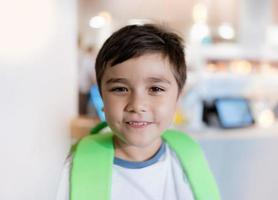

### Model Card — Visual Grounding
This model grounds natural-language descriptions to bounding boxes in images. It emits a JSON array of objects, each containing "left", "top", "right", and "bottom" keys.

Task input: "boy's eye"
[
  {"left": 149, "top": 86, "right": 165, "bottom": 93},
  {"left": 110, "top": 87, "right": 128, "bottom": 93}
]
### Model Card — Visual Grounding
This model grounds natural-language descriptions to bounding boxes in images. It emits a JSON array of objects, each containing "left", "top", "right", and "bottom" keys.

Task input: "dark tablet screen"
[{"left": 215, "top": 98, "right": 254, "bottom": 128}]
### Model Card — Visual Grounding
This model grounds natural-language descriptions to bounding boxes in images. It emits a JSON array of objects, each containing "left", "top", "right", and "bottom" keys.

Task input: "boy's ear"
[
  {"left": 177, "top": 95, "right": 182, "bottom": 103},
  {"left": 176, "top": 90, "right": 183, "bottom": 102},
  {"left": 176, "top": 87, "right": 185, "bottom": 105},
  {"left": 176, "top": 95, "right": 182, "bottom": 110}
]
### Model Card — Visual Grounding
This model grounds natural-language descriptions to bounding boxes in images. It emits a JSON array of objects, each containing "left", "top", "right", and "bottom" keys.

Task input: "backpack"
[{"left": 70, "top": 122, "right": 221, "bottom": 200}]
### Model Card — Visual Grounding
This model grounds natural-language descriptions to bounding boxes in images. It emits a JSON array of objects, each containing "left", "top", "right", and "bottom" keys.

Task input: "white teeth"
[{"left": 127, "top": 122, "right": 148, "bottom": 126}]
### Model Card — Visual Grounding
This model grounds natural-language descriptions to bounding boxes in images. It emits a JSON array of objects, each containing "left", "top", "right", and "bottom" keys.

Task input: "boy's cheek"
[
  {"left": 157, "top": 104, "right": 177, "bottom": 123},
  {"left": 159, "top": 99, "right": 178, "bottom": 113},
  {"left": 103, "top": 103, "right": 123, "bottom": 122}
]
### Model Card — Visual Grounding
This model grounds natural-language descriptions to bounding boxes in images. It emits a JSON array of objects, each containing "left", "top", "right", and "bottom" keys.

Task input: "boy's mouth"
[{"left": 125, "top": 121, "right": 153, "bottom": 128}]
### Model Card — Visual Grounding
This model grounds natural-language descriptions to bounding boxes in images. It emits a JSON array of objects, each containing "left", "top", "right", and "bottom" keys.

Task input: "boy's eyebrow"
[
  {"left": 105, "top": 77, "right": 172, "bottom": 85},
  {"left": 105, "top": 78, "right": 129, "bottom": 84},
  {"left": 146, "top": 77, "right": 171, "bottom": 85}
]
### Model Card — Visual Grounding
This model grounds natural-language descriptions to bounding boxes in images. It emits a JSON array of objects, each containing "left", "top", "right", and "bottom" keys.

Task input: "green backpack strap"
[
  {"left": 70, "top": 133, "right": 114, "bottom": 200},
  {"left": 162, "top": 129, "right": 221, "bottom": 200},
  {"left": 90, "top": 121, "right": 108, "bottom": 135}
]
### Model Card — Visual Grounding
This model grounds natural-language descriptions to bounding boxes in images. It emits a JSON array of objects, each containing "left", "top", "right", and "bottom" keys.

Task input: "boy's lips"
[{"left": 125, "top": 121, "right": 153, "bottom": 128}]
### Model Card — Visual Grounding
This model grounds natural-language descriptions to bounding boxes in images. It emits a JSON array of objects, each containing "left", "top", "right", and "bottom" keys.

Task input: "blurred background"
[{"left": 0, "top": 0, "right": 278, "bottom": 199}]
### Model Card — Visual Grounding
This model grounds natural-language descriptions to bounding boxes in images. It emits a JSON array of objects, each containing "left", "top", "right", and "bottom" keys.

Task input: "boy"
[{"left": 57, "top": 24, "right": 220, "bottom": 200}]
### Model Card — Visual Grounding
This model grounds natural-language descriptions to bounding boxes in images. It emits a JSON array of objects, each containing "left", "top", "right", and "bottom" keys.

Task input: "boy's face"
[{"left": 101, "top": 53, "right": 180, "bottom": 149}]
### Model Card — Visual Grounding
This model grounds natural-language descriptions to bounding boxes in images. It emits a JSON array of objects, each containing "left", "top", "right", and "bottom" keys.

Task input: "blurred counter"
[
  {"left": 182, "top": 123, "right": 278, "bottom": 140},
  {"left": 183, "top": 123, "right": 278, "bottom": 200}
]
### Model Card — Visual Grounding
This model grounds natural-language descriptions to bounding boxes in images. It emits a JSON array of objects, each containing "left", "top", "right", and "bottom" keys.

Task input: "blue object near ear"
[{"left": 90, "top": 85, "right": 106, "bottom": 121}]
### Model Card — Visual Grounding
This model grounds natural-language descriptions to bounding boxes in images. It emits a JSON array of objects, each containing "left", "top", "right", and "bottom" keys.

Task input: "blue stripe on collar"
[{"left": 113, "top": 143, "right": 166, "bottom": 169}]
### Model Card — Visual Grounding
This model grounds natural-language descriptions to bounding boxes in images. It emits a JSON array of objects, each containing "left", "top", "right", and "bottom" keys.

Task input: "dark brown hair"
[{"left": 95, "top": 24, "right": 186, "bottom": 94}]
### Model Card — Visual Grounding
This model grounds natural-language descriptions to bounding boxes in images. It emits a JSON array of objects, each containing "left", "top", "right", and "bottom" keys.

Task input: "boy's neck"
[{"left": 113, "top": 137, "right": 163, "bottom": 162}]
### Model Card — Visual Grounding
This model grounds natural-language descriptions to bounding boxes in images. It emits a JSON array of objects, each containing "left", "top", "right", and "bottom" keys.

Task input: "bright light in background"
[
  {"left": 230, "top": 60, "right": 252, "bottom": 74},
  {"left": 88, "top": 11, "right": 112, "bottom": 49},
  {"left": 266, "top": 25, "right": 278, "bottom": 47},
  {"left": 0, "top": 0, "right": 55, "bottom": 63},
  {"left": 89, "top": 11, "right": 111, "bottom": 29},
  {"left": 89, "top": 16, "right": 106, "bottom": 28},
  {"left": 189, "top": 23, "right": 210, "bottom": 41},
  {"left": 218, "top": 23, "right": 235, "bottom": 40},
  {"left": 192, "top": 3, "right": 208, "bottom": 23},
  {"left": 99, "top": 11, "right": 112, "bottom": 22},
  {"left": 128, "top": 18, "right": 152, "bottom": 25},
  {"left": 189, "top": 3, "right": 210, "bottom": 44},
  {"left": 258, "top": 109, "right": 275, "bottom": 128}
]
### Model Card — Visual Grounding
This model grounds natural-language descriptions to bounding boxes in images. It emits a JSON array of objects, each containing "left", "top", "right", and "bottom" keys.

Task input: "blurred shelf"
[
  {"left": 70, "top": 116, "right": 100, "bottom": 139},
  {"left": 199, "top": 43, "right": 278, "bottom": 61}
]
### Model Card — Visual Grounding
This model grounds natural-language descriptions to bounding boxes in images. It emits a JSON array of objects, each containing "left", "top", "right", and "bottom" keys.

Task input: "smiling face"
[{"left": 101, "top": 53, "right": 180, "bottom": 152}]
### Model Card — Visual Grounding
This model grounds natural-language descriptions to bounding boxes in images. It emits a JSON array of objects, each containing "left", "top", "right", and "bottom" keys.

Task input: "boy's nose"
[{"left": 125, "top": 93, "right": 147, "bottom": 113}]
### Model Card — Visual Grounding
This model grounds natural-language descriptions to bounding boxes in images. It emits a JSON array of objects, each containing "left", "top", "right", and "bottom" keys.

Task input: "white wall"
[{"left": 0, "top": 1, "right": 77, "bottom": 199}]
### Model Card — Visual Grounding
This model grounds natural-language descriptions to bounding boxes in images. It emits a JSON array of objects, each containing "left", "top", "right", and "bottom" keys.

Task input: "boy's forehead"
[
  {"left": 107, "top": 53, "right": 171, "bottom": 70},
  {"left": 104, "top": 53, "right": 173, "bottom": 76}
]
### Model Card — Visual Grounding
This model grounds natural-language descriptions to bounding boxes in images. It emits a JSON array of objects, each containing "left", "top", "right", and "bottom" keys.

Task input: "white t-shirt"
[{"left": 56, "top": 143, "right": 195, "bottom": 200}]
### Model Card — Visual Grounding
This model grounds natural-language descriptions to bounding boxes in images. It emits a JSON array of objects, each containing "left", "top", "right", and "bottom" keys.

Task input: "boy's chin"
[{"left": 119, "top": 136, "right": 162, "bottom": 149}]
